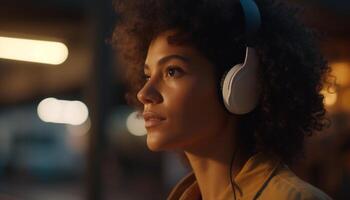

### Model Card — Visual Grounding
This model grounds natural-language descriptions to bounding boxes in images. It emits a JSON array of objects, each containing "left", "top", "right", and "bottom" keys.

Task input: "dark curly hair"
[{"left": 112, "top": 0, "right": 331, "bottom": 164}]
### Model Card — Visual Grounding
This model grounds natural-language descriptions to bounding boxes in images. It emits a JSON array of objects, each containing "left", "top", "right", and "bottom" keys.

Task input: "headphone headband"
[
  {"left": 239, "top": 0, "right": 261, "bottom": 47},
  {"left": 221, "top": 0, "right": 261, "bottom": 115}
]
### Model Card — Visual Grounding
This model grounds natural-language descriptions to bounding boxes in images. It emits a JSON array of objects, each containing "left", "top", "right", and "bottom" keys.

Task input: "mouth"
[
  {"left": 142, "top": 111, "right": 166, "bottom": 128},
  {"left": 144, "top": 118, "right": 166, "bottom": 128}
]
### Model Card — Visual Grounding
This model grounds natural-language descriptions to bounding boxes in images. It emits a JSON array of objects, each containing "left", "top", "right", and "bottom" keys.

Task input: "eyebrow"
[{"left": 144, "top": 54, "right": 191, "bottom": 70}]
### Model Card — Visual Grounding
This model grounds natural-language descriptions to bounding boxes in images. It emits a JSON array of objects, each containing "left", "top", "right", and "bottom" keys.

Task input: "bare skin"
[{"left": 137, "top": 29, "right": 252, "bottom": 200}]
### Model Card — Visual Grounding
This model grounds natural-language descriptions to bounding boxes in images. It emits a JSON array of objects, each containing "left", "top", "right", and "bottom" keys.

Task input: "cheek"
[{"left": 164, "top": 78, "right": 225, "bottom": 137}]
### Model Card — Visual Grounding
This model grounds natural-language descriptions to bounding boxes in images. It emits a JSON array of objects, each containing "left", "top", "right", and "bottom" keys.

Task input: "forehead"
[{"left": 145, "top": 30, "right": 198, "bottom": 66}]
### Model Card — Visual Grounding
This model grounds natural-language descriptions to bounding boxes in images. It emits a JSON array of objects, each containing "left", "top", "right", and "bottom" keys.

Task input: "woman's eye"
[{"left": 166, "top": 66, "right": 183, "bottom": 78}]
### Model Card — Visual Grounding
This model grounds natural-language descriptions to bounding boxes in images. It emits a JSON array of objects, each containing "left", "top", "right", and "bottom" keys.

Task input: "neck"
[{"left": 183, "top": 117, "right": 252, "bottom": 200}]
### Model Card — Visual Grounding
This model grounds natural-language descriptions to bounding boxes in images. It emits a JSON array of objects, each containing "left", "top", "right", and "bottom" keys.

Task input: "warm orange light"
[
  {"left": 341, "top": 89, "right": 350, "bottom": 112},
  {"left": 321, "top": 88, "right": 337, "bottom": 107},
  {"left": 331, "top": 62, "right": 350, "bottom": 86}
]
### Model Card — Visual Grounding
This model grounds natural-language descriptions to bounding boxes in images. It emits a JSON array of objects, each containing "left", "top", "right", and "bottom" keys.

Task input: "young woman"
[{"left": 113, "top": 0, "right": 333, "bottom": 199}]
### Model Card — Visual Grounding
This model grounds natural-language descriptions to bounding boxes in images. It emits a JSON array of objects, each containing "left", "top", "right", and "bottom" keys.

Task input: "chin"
[
  {"left": 147, "top": 136, "right": 167, "bottom": 152},
  {"left": 146, "top": 141, "right": 166, "bottom": 152},
  {"left": 147, "top": 145, "right": 164, "bottom": 152},
  {"left": 146, "top": 134, "right": 174, "bottom": 152}
]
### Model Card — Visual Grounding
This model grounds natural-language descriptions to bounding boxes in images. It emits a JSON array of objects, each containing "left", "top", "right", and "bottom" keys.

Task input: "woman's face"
[{"left": 137, "top": 30, "right": 231, "bottom": 152}]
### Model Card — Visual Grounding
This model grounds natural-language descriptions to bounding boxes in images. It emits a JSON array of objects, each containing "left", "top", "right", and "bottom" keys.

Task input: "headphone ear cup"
[
  {"left": 221, "top": 47, "right": 260, "bottom": 114},
  {"left": 220, "top": 64, "right": 242, "bottom": 91},
  {"left": 221, "top": 64, "right": 244, "bottom": 113}
]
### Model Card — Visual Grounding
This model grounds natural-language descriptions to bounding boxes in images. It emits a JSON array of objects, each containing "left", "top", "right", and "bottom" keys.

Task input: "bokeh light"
[
  {"left": 37, "top": 98, "right": 89, "bottom": 125},
  {"left": 331, "top": 62, "right": 350, "bottom": 86},
  {"left": 322, "top": 88, "right": 338, "bottom": 107},
  {"left": 126, "top": 111, "right": 146, "bottom": 136}
]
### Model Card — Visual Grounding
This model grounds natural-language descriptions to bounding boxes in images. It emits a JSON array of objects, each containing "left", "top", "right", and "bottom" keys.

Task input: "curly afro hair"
[{"left": 112, "top": 0, "right": 331, "bottom": 164}]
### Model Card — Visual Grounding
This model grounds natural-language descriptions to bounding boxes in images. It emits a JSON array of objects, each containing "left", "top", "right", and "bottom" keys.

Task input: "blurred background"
[{"left": 0, "top": 0, "right": 349, "bottom": 199}]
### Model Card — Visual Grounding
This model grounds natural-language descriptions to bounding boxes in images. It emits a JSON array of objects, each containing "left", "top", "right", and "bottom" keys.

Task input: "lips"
[{"left": 142, "top": 111, "right": 166, "bottom": 128}]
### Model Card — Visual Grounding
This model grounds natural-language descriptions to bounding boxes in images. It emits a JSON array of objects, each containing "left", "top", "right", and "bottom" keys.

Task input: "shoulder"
[{"left": 260, "top": 165, "right": 333, "bottom": 200}]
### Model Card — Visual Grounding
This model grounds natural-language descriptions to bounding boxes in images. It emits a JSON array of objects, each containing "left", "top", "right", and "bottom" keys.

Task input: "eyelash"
[{"left": 144, "top": 66, "right": 183, "bottom": 81}]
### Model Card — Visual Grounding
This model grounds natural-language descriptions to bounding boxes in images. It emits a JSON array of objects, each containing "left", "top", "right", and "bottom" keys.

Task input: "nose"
[{"left": 137, "top": 81, "right": 163, "bottom": 105}]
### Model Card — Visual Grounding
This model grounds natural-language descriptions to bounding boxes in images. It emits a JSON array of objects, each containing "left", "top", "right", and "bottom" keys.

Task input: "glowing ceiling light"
[
  {"left": 0, "top": 36, "right": 68, "bottom": 65},
  {"left": 37, "top": 98, "right": 89, "bottom": 125},
  {"left": 126, "top": 111, "right": 147, "bottom": 136}
]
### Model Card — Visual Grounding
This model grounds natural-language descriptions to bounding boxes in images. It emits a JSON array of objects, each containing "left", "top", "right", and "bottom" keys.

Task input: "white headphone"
[{"left": 221, "top": 0, "right": 261, "bottom": 115}]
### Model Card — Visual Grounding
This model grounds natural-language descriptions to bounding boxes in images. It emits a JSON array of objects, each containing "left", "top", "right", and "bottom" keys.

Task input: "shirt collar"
[
  {"left": 167, "top": 152, "right": 281, "bottom": 200},
  {"left": 233, "top": 152, "right": 281, "bottom": 199}
]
